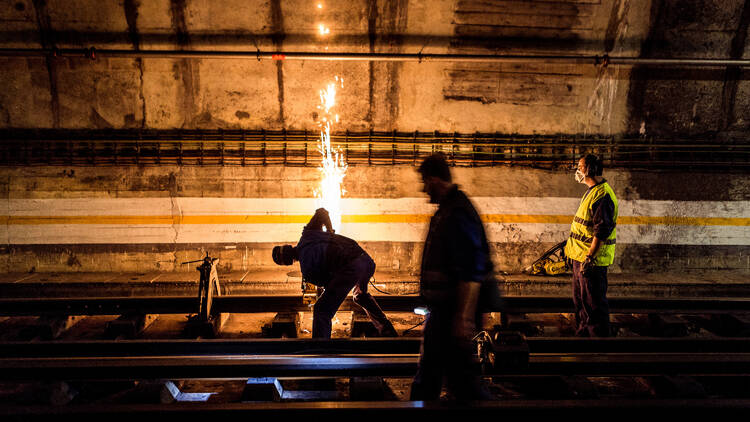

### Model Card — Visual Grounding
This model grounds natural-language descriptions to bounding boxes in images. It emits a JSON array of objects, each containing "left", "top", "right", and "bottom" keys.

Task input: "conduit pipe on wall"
[{"left": 2, "top": 48, "right": 750, "bottom": 67}]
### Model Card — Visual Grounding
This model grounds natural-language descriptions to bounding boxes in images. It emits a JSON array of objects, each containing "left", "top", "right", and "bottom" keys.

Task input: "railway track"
[
  {"left": 2, "top": 337, "right": 750, "bottom": 380},
  {"left": 2, "top": 343, "right": 750, "bottom": 418},
  {"left": 3, "top": 295, "right": 750, "bottom": 414},
  {"left": 4, "top": 336, "right": 750, "bottom": 357},
  {"left": 4, "top": 398, "right": 750, "bottom": 419},
  {"left": 3, "top": 294, "right": 750, "bottom": 316}
]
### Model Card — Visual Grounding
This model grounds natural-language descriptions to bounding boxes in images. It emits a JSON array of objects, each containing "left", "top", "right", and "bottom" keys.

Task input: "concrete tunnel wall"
[
  {"left": 1, "top": 164, "right": 748, "bottom": 275},
  {"left": 0, "top": 0, "right": 665, "bottom": 135},
  {"left": 3, "top": 0, "right": 750, "bottom": 137},
  {"left": 1, "top": 0, "right": 750, "bottom": 278}
]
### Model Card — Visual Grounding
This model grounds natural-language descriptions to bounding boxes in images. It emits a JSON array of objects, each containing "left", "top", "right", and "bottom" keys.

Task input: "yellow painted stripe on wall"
[
  {"left": 618, "top": 216, "right": 750, "bottom": 226},
  {"left": 2, "top": 214, "right": 750, "bottom": 226},
  {"left": 343, "top": 214, "right": 430, "bottom": 223},
  {"left": 482, "top": 214, "right": 572, "bottom": 224},
  {"left": 2, "top": 216, "right": 176, "bottom": 225},
  {"left": 182, "top": 215, "right": 312, "bottom": 224},
  {"left": 1, "top": 215, "right": 312, "bottom": 225}
]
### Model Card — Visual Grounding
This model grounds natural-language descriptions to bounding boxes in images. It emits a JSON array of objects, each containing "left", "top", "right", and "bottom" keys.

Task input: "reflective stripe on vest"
[
  {"left": 563, "top": 182, "right": 618, "bottom": 266},
  {"left": 569, "top": 232, "right": 616, "bottom": 245}
]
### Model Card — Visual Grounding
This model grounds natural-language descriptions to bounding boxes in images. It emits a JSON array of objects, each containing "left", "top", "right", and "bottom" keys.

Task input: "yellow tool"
[{"left": 526, "top": 240, "right": 570, "bottom": 276}]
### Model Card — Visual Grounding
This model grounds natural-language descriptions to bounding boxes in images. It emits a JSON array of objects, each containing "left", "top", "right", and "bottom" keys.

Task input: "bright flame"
[
  {"left": 318, "top": 24, "right": 330, "bottom": 35},
  {"left": 320, "top": 83, "right": 336, "bottom": 113},
  {"left": 314, "top": 79, "right": 347, "bottom": 232},
  {"left": 317, "top": 3, "right": 323, "bottom": 9}
]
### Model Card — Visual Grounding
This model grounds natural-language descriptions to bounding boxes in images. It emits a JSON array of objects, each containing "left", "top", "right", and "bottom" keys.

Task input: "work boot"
[{"left": 353, "top": 292, "right": 397, "bottom": 336}]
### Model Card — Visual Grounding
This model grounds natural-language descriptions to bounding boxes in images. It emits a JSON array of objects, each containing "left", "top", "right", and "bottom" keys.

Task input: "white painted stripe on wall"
[
  {"left": 2, "top": 198, "right": 749, "bottom": 245},
  {"left": 10, "top": 198, "right": 175, "bottom": 216},
  {"left": 8, "top": 198, "right": 436, "bottom": 216},
  {"left": 2, "top": 223, "right": 749, "bottom": 246},
  {"left": 8, "top": 197, "right": 750, "bottom": 218},
  {"left": 620, "top": 200, "right": 750, "bottom": 218}
]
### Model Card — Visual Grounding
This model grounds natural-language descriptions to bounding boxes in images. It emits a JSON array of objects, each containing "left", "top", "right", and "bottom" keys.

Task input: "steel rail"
[
  {"left": 3, "top": 295, "right": 750, "bottom": 316},
  {"left": 3, "top": 399, "right": 750, "bottom": 418},
  {"left": 0, "top": 355, "right": 419, "bottom": 379},
  {"left": 3, "top": 352, "right": 750, "bottom": 380},
  {"left": 0, "top": 338, "right": 423, "bottom": 358},
  {"left": 4, "top": 337, "right": 750, "bottom": 358},
  {"left": 3, "top": 48, "right": 750, "bottom": 67}
]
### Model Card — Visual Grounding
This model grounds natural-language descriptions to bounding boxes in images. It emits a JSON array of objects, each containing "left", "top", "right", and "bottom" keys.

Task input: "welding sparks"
[
  {"left": 320, "top": 83, "right": 336, "bottom": 114},
  {"left": 312, "top": 6, "right": 344, "bottom": 231},
  {"left": 314, "top": 79, "right": 347, "bottom": 232}
]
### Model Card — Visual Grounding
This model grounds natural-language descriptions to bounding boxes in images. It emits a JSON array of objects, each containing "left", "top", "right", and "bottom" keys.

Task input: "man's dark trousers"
[
  {"left": 410, "top": 304, "right": 482, "bottom": 400},
  {"left": 571, "top": 260, "right": 610, "bottom": 337},
  {"left": 312, "top": 253, "right": 391, "bottom": 338}
]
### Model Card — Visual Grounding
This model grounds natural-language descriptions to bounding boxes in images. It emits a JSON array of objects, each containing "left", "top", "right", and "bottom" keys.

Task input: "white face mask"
[{"left": 575, "top": 169, "right": 586, "bottom": 184}]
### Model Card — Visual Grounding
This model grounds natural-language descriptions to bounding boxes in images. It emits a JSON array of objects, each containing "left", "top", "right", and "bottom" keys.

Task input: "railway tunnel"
[{"left": 0, "top": 0, "right": 750, "bottom": 416}]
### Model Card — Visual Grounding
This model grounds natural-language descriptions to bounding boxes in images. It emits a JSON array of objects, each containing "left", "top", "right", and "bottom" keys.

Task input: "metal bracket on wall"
[{"left": 0, "top": 129, "right": 747, "bottom": 170}]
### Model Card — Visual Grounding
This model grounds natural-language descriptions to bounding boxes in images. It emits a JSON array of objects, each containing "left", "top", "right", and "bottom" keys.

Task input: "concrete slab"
[
  {"left": 265, "top": 312, "right": 300, "bottom": 338},
  {"left": 561, "top": 376, "right": 600, "bottom": 399},
  {"left": 0, "top": 272, "right": 120, "bottom": 284},
  {"left": 0, "top": 269, "right": 748, "bottom": 298},
  {"left": 501, "top": 313, "right": 544, "bottom": 337},
  {"left": 350, "top": 310, "right": 378, "bottom": 337},
  {"left": 105, "top": 272, "right": 166, "bottom": 284},
  {"left": 21, "top": 315, "right": 85, "bottom": 340},
  {"left": 0, "top": 273, "right": 47, "bottom": 283},
  {"left": 349, "top": 377, "right": 391, "bottom": 401},
  {"left": 58, "top": 315, "right": 115, "bottom": 340},
  {"left": 162, "top": 380, "right": 217, "bottom": 403},
  {"left": 183, "top": 313, "right": 229, "bottom": 339},
  {"left": 220, "top": 313, "right": 277, "bottom": 338},
  {"left": 1, "top": 269, "right": 747, "bottom": 284},
  {"left": 278, "top": 378, "right": 342, "bottom": 401},
  {"left": 647, "top": 314, "right": 690, "bottom": 337},
  {"left": 139, "top": 314, "right": 189, "bottom": 339},
  {"left": 105, "top": 313, "right": 159, "bottom": 339},
  {"left": 648, "top": 375, "right": 708, "bottom": 398},
  {"left": 241, "top": 378, "right": 283, "bottom": 402}
]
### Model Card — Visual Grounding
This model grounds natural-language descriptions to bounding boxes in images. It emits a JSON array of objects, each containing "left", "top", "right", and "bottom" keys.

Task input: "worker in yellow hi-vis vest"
[{"left": 564, "top": 154, "right": 618, "bottom": 337}]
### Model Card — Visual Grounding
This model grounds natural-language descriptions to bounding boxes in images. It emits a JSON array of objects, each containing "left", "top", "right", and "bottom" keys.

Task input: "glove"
[{"left": 582, "top": 255, "right": 594, "bottom": 275}]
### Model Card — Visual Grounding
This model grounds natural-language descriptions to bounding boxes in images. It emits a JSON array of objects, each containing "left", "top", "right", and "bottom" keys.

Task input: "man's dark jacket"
[
  {"left": 297, "top": 229, "right": 364, "bottom": 287},
  {"left": 421, "top": 186, "right": 501, "bottom": 310}
]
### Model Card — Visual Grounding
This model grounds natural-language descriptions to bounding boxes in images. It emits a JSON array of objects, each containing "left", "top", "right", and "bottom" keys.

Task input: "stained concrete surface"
[
  {"left": 1, "top": 269, "right": 749, "bottom": 298},
  {"left": 0, "top": 0, "right": 744, "bottom": 136},
  {"left": 3, "top": 0, "right": 747, "bottom": 136},
  {"left": 1, "top": 165, "right": 747, "bottom": 276},
  {"left": 1, "top": 1, "right": 749, "bottom": 298}
]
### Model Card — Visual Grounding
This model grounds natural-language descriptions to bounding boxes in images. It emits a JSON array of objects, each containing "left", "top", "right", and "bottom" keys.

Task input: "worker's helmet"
[{"left": 272, "top": 244, "right": 295, "bottom": 265}]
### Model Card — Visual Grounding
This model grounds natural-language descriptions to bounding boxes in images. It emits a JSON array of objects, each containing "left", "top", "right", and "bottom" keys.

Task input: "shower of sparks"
[
  {"left": 315, "top": 78, "right": 347, "bottom": 232},
  {"left": 312, "top": 6, "right": 345, "bottom": 232},
  {"left": 320, "top": 83, "right": 336, "bottom": 113}
]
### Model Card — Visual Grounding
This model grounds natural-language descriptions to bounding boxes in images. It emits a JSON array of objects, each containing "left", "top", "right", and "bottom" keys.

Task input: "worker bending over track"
[{"left": 272, "top": 207, "right": 397, "bottom": 338}]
